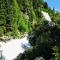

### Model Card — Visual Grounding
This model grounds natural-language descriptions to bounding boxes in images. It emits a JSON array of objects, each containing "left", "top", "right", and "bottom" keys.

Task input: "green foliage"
[
  {"left": 19, "top": 24, "right": 60, "bottom": 60},
  {"left": 0, "top": 0, "right": 50, "bottom": 37},
  {"left": 52, "top": 46, "right": 60, "bottom": 60},
  {"left": 0, "top": 0, "right": 6, "bottom": 25},
  {"left": 20, "top": 42, "right": 54, "bottom": 60},
  {"left": 0, "top": 0, "right": 60, "bottom": 38},
  {"left": 0, "top": 26, "right": 5, "bottom": 36},
  {"left": 0, "top": 0, "right": 31, "bottom": 37}
]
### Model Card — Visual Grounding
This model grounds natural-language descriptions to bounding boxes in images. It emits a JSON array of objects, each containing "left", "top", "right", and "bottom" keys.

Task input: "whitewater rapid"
[
  {"left": 0, "top": 36, "right": 32, "bottom": 60},
  {"left": 41, "top": 11, "right": 52, "bottom": 22},
  {"left": 41, "top": 11, "right": 55, "bottom": 26}
]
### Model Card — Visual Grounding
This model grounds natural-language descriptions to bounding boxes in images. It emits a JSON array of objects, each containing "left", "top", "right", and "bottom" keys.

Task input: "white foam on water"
[
  {"left": 41, "top": 11, "right": 52, "bottom": 22},
  {"left": 0, "top": 36, "right": 32, "bottom": 60}
]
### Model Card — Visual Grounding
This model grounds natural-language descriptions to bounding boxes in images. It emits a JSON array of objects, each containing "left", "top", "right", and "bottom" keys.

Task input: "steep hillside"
[
  {"left": 0, "top": 0, "right": 60, "bottom": 38},
  {"left": 0, "top": 0, "right": 30, "bottom": 38}
]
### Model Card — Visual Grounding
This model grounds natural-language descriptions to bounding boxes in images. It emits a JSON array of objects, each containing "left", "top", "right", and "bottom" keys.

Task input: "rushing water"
[
  {"left": 0, "top": 11, "right": 55, "bottom": 60},
  {"left": 41, "top": 11, "right": 52, "bottom": 22},
  {"left": 41, "top": 11, "right": 55, "bottom": 26},
  {"left": 0, "top": 36, "right": 32, "bottom": 60}
]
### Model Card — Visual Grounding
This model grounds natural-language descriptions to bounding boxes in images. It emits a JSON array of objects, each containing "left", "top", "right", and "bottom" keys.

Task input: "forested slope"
[{"left": 0, "top": 0, "right": 60, "bottom": 38}]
